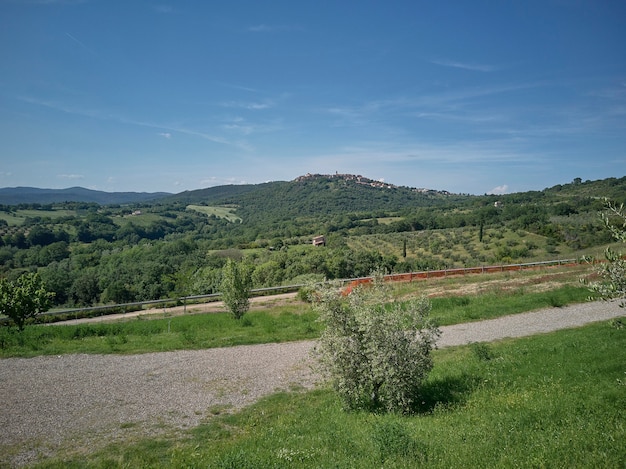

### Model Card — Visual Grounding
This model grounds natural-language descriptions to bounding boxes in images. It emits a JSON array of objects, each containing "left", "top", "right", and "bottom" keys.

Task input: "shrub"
[
  {"left": 586, "top": 200, "right": 626, "bottom": 307},
  {"left": 313, "top": 274, "right": 440, "bottom": 413},
  {"left": 220, "top": 259, "right": 252, "bottom": 320},
  {"left": 297, "top": 284, "right": 316, "bottom": 303},
  {"left": 0, "top": 272, "right": 54, "bottom": 331}
]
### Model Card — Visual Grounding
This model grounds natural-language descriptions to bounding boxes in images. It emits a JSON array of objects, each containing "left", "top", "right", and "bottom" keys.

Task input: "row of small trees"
[{"left": 0, "top": 258, "right": 254, "bottom": 329}]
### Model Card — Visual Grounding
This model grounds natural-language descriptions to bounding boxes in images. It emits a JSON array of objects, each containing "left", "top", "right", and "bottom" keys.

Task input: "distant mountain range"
[
  {"left": 1, "top": 173, "right": 624, "bottom": 208},
  {"left": 0, "top": 186, "right": 172, "bottom": 205},
  {"left": 0, "top": 173, "right": 449, "bottom": 207}
]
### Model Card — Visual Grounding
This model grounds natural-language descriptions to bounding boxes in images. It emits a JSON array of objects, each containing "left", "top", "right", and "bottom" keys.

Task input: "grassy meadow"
[
  {"left": 0, "top": 208, "right": 80, "bottom": 227},
  {"left": 186, "top": 204, "right": 242, "bottom": 223}
]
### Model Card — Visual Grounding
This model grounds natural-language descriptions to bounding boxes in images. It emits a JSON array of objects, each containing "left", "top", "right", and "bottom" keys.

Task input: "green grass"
[
  {"left": 0, "top": 209, "right": 79, "bottom": 226},
  {"left": 430, "top": 284, "right": 592, "bottom": 325},
  {"left": 113, "top": 212, "right": 167, "bottom": 227},
  {"left": 360, "top": 216, "right": 402, "bottom": 225},
  {"left": 0, "top": 307, "right": 321, "bottom": 358},
  {"left": 0, "top": 211, "right": 27, "bottom": 226},
  {"left": 30, "top": 322, "right": 626, "bottom": 468},
  {"left": 0, "top": 285, "right": 594, "bottom": 358},
  {"left": 186, "top": 204, "right": 242, "bottom": 222},
  {"left": 17, "top": 209, "right": 78, "bottom": 219}
]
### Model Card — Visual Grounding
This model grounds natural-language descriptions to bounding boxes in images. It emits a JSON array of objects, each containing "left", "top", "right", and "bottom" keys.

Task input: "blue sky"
[{"left": 1, "top": 0, "right": 625, "bottom": 195}]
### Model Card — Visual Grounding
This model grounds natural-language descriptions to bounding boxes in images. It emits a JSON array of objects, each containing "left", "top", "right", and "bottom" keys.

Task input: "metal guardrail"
[
  {"left": 34, "top": 285, "right": 306, "bottom": 321},
  {"left": 26, "top": 257, "right": 582, "bottom": 323}
]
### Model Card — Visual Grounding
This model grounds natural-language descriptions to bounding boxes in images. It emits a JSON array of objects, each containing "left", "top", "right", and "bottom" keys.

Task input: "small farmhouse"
[{"left": 312, "top": 235, "right": 325, "bottom": 246}]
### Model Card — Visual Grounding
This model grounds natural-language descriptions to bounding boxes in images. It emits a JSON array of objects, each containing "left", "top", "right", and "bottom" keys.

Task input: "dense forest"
[{"left": 0, "top": 173, "right": 624, "bottom": 310}]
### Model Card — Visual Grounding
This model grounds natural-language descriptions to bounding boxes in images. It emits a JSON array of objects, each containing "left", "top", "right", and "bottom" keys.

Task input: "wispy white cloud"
[
  {"left": 215, "top": 82, "right": 259, "bottom": 93},
  {"left": 220, "top": 123, "right": 255, "bottom": 135},
  {"left": 431, "top": 58, "right": 498, "bottom": 72},
  {"left": 248, "top": 24, "right": 303, "bottom": 33},
  {"left": 154, "top": 5, "right": 172, "bottom": 14},
  {"left": 158, "top": 132, "right": 172, "bottom": 139},
  {"left": 18, "top": 95, "right": 252, "bottom": 150},
  {"left": 58, "top": 173, "right": 84, "bottom": 180},
  {"left": 199, "top": 176, "right": 248, "bottom": 187},
  {"left": 64, "top": 32, "right": 94, "bottom": 54},
  {"left": 308, "top": 139, "right": 540, "bottom": 170},
  {"left": 219, "top": 117, "right": 284, "bottom": 136},
  {"left": 13, "top": 0, "right": 87, "bottom": 4},
  {"left": 248, "top": 24, "right": 273, "bottom": 32},
  {"left": 220, "top": 100, "right": 274, "bottom": 110},
  {"left": 487, "top": 184, "right": 509, "bottom": 195},
  {"left": 320, "top": 82, "right": 558, "bottom": 141},
  {"left": 413, "top": 110, "right": 506, "bottom": 126},
  {"left": 167, "top": 125, "right": 252, "bottom": 150}
]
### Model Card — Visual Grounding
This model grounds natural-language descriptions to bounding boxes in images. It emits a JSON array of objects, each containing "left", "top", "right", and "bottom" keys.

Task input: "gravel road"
[{"left": 1, "top": 300, "right": 624, "bottom": 467}]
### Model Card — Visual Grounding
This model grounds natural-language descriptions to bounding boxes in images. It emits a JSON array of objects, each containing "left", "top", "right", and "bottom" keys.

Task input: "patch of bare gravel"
[
  {"left": 0, "top": 341, "right": 317, "bottom": 467},
  {"left": 1, "top": 300, "right": 624, "bottom": 467}
]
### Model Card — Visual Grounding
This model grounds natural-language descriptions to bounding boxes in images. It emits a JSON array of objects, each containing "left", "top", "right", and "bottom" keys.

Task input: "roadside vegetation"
[{"left": 0, "top": 267, "right": 594, "bottom": 358}]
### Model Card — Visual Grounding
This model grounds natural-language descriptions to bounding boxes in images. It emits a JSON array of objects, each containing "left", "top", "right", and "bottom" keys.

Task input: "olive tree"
[
  {"left": 313, "top": 274, "right": 440, "bottom": 413},
  {"left": 220, "top": 259, "right": 252, "bottom": 319},
  {"left": 0, "top": 272, "right": 54, "bottom": 331},
  {"left": 587, "top": 200, "right": 626, "bottom": 307}
]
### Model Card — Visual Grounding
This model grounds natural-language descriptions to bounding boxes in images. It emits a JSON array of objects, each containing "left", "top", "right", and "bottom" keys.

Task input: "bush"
[
  {"left": 586, "top": 200, "right": 626, "bottom": 306},
  {"left": 313, "top": 274, "right": 440, "bottom": 413},
  {"left": 220, "top": 259, "right": 252, "bottom": 320},
  {"left": 0, "top": 272, "right": 54, "bottom": 331},
  {"left": 297, "top": 283, "right": 319, "bottom": 303}
]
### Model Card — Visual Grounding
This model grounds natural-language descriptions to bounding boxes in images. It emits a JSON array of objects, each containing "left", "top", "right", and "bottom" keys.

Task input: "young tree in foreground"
[
  {"left": 0, "top": 272, "right": 54, "bottom": 331},
  {"left": 220, "top": 259, "right": 252, "bottom": 319},
  {"left": 587, "top": 200, "right": 626, "bottom": 307},
  {"left": 313, "top": 274, "right": 440, "bottom": 413}
]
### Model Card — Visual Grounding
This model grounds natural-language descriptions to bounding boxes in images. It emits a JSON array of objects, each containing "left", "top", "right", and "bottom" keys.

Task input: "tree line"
[{"left": 0, "top": 176, "right": 624, "bottom": 310}]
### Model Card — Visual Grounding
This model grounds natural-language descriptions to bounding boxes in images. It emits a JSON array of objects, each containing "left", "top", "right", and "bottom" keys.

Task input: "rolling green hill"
[
  {"left": 163, "top": 173, "right": 461, "bottom": 222},
  {"left": 1, "top": 173, "right": 624, "bottom": 312},
  {"left": 0, "top": 186, "right": 171, "bottom": 205}
]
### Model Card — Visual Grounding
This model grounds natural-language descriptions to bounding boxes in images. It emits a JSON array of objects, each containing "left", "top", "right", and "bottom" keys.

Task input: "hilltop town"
[{"left": 294, "top": 172, "right": 451, "bottom": 195}]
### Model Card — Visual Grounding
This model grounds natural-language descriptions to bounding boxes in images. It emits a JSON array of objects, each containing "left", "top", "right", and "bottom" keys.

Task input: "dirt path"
[{"left": 53, "top": 292, "right": 300, "bottom": 326}]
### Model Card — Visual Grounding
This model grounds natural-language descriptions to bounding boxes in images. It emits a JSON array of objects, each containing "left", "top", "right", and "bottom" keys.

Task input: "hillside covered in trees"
[{"left": 0, "top": 173, "right": 624, "bottom": 310}]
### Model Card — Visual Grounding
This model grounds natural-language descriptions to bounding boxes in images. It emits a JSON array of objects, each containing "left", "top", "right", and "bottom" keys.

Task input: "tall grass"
[
  {"left": 0, "top": 285, "right": 593, "bottom": 358},
  {"left": 0, "top": 307, "right": 321, "bottom": 358},
  {"left": 32, "top": 322, "right": 625, "bottom": 468}
]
